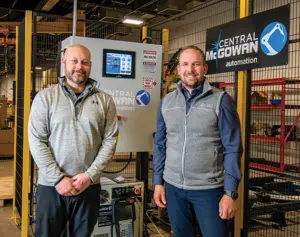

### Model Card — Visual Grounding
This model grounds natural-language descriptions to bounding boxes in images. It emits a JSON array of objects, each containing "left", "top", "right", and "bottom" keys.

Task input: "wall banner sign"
[{"left": 205, "top": 5, "right": 290, "bottom": 74}]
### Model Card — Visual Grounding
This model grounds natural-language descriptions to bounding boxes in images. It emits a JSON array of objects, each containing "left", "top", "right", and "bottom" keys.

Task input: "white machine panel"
[{"left": 61, "top": 36, "right": 162, "bottom": 152}]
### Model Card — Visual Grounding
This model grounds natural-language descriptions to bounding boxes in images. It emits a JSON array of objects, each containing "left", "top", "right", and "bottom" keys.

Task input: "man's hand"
[
  {"left": 55, "top": 177, "right": 78, "bottom": 196},
  {"left": 219, "top": 195, "right": 237, "bottom": 219},
  {"left": 72, "top": 173, "right": 91, "bottom": 195},
  {"left": 153, "top": 185, "right": 167, "bottom": 208}
]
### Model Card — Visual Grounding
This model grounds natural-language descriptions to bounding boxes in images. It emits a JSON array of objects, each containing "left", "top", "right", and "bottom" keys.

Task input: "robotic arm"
[{"left": 261, "top": 23, "right": 285, "bottom": 56}]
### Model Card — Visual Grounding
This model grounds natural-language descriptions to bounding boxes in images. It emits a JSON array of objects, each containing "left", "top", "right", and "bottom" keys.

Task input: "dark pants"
[
  {"left": 35, "top": 184, "right": 100, "bottom": 237},
  {"left": 165, "top": 182, "right": 229, "bottom": 237}
]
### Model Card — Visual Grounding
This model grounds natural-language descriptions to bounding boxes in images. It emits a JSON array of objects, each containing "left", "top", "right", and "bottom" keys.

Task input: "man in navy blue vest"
[{"left": 153, "top": 45, "right": 242, "bottom": 237}]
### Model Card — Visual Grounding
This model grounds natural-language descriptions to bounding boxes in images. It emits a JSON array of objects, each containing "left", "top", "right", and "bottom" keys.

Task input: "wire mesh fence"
[
  {"left": 0, "top": 8, "right": 22, "bottom": 76},
  {"left": 86, "top": 20, "right": 141, "bottom": 42},
  {"left": 15, "top": 16, "right": 25, "bottom": 220},
  {"left": 160, "top": 0, "right": 239, "bottom": 100},
  {"left": 247, "top": 0, "right": 300, "bottom": 236},
  {"left": 32, "top": 12, "right": 73, "bottom": 91}
]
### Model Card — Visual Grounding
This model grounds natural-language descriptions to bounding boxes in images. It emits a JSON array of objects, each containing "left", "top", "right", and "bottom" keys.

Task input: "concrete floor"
[
  {"left": 0, "top": 159, "right": 25, "bottom": 237},
  {"left": 0, "top": 201, "right": 24, "bottom": 237},
  {"left": 0, "top": 159, "right": 171, "bottom": 237}
]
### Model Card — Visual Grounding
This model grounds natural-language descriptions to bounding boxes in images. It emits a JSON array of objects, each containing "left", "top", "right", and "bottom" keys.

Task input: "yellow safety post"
[
  {"left": 21, "top": 10, "right": 32, "bottom": 237},
  {"left": 12, "top": 25, "right": 19, "bottom": 223},
  {"left": 161, "top": 28, "right": 169, "bottom": 96},
  {"left": 235, "top": 1, "right": 249, "bottom": 237},
  {"left": 142, "top": 26, "right": 148, "bottom": 43}
]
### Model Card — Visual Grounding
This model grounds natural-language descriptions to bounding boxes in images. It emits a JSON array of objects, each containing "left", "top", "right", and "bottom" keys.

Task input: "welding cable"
[
  {"left": 104, "top": 152, "right": 133, "bottom": 174},
  {"left": 145, "top": 211, "right": 166, "bottom": 237}
]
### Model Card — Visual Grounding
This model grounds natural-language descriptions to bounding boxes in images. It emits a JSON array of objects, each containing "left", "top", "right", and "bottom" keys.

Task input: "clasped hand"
[{"left": 55, "top": 173, "right": 91, "bottom": 196}]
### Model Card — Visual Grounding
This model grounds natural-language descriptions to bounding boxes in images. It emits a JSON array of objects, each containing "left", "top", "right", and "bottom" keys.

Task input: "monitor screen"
[{"left": 102, "top": 49, "right": 136, "bottom": 79}]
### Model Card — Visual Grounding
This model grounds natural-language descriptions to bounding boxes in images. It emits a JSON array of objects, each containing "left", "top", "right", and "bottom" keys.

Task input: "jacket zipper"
[
  {"left": 69, "top": 98, "right": 76, "bottom": 121},
  {"left": 77, "top": 92, "right": 90, "bottom": 119},
  {"left": 181, "top": 94, "right": 204, "bottom": 186},
  {"left": 182, "top": 117, "right": 187, "bottom": 186},
  {"left": 74, "top": 88, "right": 93, "bottom": 119}
]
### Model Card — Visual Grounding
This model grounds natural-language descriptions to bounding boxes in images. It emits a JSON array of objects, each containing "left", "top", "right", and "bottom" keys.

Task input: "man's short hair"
[
  {"left": 177, "top": 45, "right": 206, "bottom": 64},
  {"left": 62, "top": 47, "right": 67, "bottom": 55}
]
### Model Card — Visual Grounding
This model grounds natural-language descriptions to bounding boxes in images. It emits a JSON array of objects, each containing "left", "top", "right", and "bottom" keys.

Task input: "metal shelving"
[{"left": 220, "top": 78, "right": 300, "bottom": 173}]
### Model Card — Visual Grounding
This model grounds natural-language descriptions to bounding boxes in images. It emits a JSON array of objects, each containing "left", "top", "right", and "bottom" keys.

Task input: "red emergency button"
[
  {"left": 134, "top": 188, "right": 141, "bottom": 195},
  {"left": 117, "top": 114, "right": 121, "bottom": 121},
  {"left": 129, "top": 199, "right": 135, "bottom": 204}
]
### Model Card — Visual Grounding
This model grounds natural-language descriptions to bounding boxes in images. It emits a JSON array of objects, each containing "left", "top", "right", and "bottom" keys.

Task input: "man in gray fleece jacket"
[{"left": 28, "top": 44, "right": 118, "bottom": 237}]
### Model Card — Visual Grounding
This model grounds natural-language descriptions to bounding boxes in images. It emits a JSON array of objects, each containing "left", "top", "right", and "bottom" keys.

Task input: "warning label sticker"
[
  {"left": 143, "top": 77, "right": 157, "bottom": 89},
  {"left": 142, "top": 61, "right": 156, "bottom": 73},
  {"left": 143, "top": 50, "right": 157, "bottom": 61}
]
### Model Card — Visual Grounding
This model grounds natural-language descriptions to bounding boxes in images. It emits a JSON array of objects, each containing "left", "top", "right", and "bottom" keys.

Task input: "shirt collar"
[
  {"left": 58, "top": 77, "right": 97, "bottom": 96},
  {"left": 181, "top": 81, "right": 204, "bottom": 95}
]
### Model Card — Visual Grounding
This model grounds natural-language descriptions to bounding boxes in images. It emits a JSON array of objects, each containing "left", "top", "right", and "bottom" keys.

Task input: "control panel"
[
  {"left": 112, "top": 185, "right": 142, "bottom": 199},
  {"left": 61, "top": 36, "right": 162, "bottom": 152}
]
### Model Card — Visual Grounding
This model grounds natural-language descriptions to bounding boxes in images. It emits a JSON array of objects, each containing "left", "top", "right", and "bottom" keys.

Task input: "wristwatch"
[{"left": 224, "top": 190, "right": 239, "bottom": 200}]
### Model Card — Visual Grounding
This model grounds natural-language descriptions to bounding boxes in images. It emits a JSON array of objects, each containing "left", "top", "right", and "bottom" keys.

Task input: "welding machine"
[{"left": 91, "top": 176, "right": 144, "bottom": 237}]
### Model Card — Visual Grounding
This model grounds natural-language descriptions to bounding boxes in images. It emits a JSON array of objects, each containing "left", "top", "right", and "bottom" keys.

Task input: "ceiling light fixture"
[{"left": 122, "top": 17, "right": 144, "bottom": 25}]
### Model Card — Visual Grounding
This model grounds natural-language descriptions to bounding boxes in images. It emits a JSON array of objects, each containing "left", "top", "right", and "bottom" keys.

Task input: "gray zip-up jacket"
[
  {"left": 28, "top": 78, "right": 118, "bottom": 186},
  {"left": 162, "top": 81, "right": 225, "bottom": 190}
]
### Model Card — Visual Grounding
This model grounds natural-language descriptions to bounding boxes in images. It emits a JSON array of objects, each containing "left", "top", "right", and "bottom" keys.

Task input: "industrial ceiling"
[{"left": 0, "top": 0, "right": 213, "bottom": 74}]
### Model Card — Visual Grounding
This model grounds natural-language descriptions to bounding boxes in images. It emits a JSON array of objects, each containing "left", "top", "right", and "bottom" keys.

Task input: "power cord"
[
  {"left": 141, "top": 37, "right": 156, "bottom": 44},
  {"left": 104, "top": 152, "right": 133, "bottom": 174},
  {"left": 145, "top": 211, "right": 166, "bottom": 237}
]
